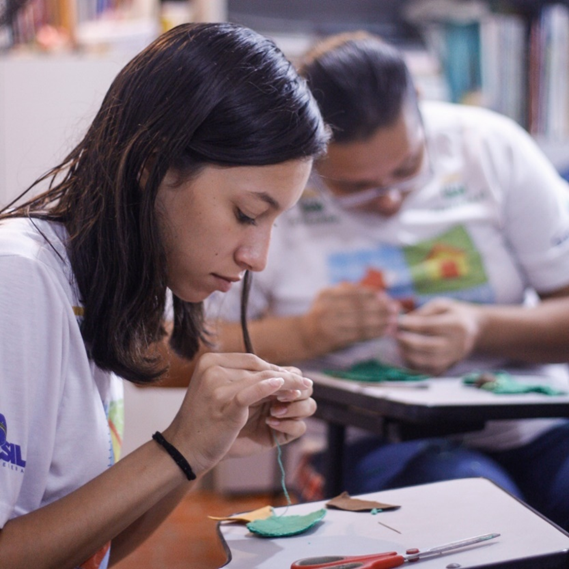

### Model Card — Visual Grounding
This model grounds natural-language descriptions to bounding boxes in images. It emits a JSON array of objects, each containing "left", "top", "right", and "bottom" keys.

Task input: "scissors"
[{"left": 291, "top": 532, "right": 500, "bottom": 569}]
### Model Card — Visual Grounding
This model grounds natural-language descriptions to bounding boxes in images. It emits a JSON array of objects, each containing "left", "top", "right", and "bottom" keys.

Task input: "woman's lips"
[{"left": 211, "top": 273, "right": 240, "bottom": 292}]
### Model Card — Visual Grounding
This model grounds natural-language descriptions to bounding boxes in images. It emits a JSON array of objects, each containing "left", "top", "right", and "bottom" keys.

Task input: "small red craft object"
[{"left": 359, "top": 268, "right": 386, "bottom": 290}]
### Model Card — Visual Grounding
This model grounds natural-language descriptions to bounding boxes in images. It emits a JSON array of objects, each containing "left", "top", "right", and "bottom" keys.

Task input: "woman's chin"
[{"left": 170, "top": 285, "right": 209, "bottom": 304}]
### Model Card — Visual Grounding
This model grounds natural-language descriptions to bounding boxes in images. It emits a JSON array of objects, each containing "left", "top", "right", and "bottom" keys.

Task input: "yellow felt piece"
[{"left": 208, "top": 505, "right": 273, "bottom": 523}]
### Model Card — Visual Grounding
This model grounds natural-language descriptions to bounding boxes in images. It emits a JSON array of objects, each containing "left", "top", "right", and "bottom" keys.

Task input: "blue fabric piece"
[
  {"left": 487, "top": 423, "right": 569, "bottom": 531},
  {"left": 349, "top": 438, "right": 444, "bottom": 493},
  {"left": 388, "top": 442, "right": 522, "bottom": 497},
  {"left": 347, "top": 437, "right": 521, "bottom": 497},
  {"left": 309, "top": 436, "right": 517, "bottom": 496}
]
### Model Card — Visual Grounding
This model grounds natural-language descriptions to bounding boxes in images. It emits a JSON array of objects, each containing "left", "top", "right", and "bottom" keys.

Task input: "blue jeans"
[{"left": 310, "top": 422, "right": 569, "bottom": 531}]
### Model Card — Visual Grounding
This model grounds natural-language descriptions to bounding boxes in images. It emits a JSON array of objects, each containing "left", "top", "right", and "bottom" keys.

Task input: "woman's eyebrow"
[{"left": 249, "top": 191, "right": 281, "bottom": 211}]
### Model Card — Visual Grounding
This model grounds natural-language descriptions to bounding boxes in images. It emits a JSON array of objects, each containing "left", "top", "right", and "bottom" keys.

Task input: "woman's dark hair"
[
  {"left": 1, "top": 22, "right": 328, "bottom": 383},
  {"left": 299, "top": 31, "right": 416, "bottom": 143}
]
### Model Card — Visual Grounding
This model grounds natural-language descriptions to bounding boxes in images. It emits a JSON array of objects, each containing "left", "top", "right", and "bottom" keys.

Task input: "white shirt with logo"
[
  {"left": 207, "top": 101, "right": 569, "bottom": 450},
  {"left": 0, "top": 218, "right": 123, "bottom": 568}
]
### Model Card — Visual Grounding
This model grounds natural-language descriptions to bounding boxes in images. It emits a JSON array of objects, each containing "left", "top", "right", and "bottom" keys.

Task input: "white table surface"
[
  {"left": 218, "top": 478, "right": 569, "bottom": 569},
  {"left": 309, "top": 371, "right": 569, "bottom": 409}
]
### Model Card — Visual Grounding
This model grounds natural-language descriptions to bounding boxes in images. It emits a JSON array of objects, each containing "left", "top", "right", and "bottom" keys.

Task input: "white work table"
[
  {"left": 308, "top": 372, "right": 569, "bottom": 496},
  {"left": 218, "top": 478, "right": 569, "bottom": 569}
]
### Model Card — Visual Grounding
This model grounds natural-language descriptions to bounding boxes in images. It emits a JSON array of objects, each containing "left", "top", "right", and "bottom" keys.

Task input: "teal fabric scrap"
[
  {"left": 463, "top": 371, "right": 567, "bottom": 396},
  {"left": 370, "top": 508, "right": 382, "bottom": 515},
  {"left": 325, "top": 359, "right": 428, "bottom": 382},
  {"left": 246, "top": 508, "right": 326, "bottom": 537}
]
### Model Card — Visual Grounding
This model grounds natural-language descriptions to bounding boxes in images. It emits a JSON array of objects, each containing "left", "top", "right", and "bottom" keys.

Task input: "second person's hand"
[
  {"left": 300, "top": 283, "right": 400, "bottom": 355},
  {"left": 396, "top": 298, "right": 483, "bottom": 375}
]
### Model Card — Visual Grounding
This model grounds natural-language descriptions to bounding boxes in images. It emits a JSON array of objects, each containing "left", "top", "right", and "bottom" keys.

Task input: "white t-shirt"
[
  {"left": 208, "top": 101, "right": 569, "bottom": 451},
  {"left": 0, "top": 218, "right": 123, "bottom": 569}
]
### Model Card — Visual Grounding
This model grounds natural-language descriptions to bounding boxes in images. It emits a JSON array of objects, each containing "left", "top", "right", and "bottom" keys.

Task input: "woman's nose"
[{"left": 235, "top": 232, "right": 271, "bottom": 272}]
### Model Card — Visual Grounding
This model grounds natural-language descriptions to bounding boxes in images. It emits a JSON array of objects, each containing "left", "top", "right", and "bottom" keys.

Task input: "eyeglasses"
[{"left": 319, "top": 142, "right": 434, "bottom": 210}]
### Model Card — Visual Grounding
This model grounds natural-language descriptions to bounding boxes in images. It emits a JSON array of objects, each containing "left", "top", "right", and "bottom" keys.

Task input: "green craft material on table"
[
  {"left": 246, "top": 508, "right": 327, "bottom": 537},
  {"left": 325, "top": 359, "right": 428, "bottom": 382},
  {"left": 463, "top": 371, "right": 567, "bottom": 396}
]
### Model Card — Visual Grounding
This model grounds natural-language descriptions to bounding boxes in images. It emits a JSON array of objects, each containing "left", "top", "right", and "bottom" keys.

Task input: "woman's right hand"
[{"left": 161, "top": 353, "right": 314, "bottom": 477}]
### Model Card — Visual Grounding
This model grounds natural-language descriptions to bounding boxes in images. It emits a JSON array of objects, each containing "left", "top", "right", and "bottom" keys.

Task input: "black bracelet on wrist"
[{"left": 152, "top": 431, "right": 197, "bottom": 481}]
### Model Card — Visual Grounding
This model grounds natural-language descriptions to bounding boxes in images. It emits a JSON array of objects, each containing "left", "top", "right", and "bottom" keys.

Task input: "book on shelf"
[
  {"left": 528, "top": 3, "right": 569, "bottom": 140},
  {"left": 480, "top": 12, "right": 526, "bottom": 127},
  {"left": 1, "top": 0, "right": 157, "bottom": 51},
  {"left": 418, "top": 3, "right": 569, "bottom": 142}
]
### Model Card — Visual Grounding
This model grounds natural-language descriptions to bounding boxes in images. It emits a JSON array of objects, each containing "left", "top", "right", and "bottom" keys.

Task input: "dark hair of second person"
[{"left": 299, "top": 31, "right": 417, "bottom": 143}]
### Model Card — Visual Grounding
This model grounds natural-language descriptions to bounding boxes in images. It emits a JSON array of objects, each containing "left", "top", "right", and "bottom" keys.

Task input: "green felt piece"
[
  {"left": 246, "top": 508, "right": 326, "bottom": 537},
  {"left": 325, "top": 359, "right": 428, "bottom": 382},
  {"left": 463, "top": 371, "right": 567, "bottom": 396}
]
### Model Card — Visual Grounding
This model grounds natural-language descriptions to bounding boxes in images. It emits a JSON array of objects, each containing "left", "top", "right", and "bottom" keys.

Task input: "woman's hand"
[
  {"left": 228, "top": 365, "right": 316, "bottom": 459},
  {"left": 300, "top": 283, "right": 400, "bottom": 354},
  {"left": 396, "top": 298, "right": 483, "bottom": 375},
  {"left": 162, "top": 353, "right": 315, "bottom": 476}
]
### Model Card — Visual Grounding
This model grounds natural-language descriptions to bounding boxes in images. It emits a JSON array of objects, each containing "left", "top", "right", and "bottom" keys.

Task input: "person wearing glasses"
[{"left": 206, "top": 32, "right": 569, "bottom": 531}]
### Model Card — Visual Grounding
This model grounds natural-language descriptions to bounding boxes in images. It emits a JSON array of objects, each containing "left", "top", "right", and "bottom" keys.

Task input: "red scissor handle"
[{"left": 291, "top": 551, "right": 405, "bottom": 569}]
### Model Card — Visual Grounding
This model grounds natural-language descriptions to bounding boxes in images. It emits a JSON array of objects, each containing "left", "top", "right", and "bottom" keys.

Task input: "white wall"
[
  {"left": 0, "top": 53, "right": 132, "bottom": 207},
  {"left": 122, "top": 382, "right": 186, "bottom": 456}
]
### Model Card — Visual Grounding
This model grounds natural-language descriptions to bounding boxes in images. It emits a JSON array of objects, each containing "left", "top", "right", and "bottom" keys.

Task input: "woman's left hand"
[
  {"left": 227, "top": 366, "right": 316, "bottom": 459},
  {"left": 396, "top": 298, "right": 483, "bottom": 376}
]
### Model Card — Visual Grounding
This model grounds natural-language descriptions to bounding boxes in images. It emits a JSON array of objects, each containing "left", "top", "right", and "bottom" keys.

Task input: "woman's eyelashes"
[{"left": 235, "top": 207, "right": 257, "bottom": 226}]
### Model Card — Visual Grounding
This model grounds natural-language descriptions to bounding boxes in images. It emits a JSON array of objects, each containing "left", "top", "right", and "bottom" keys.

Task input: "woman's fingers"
[
  {"left": 196, "top": 354, "right": 313, "bottom": 415},
  {"left": 266, "top": 399, "right": 316, "bottom": 437},
  {"left": 266, "top": 395, "right": 316, "bottom": 443},
  {"left": 266, "top": 417, "right": 308, "bottom": 441},
  {"left": 269, "top": 396, "right": 317, "bottom": 421},
  {"left": 171, "top": 352, "right": 316, "bottom": 470},
  {"left": 233, "top": 377, "right": 287, "bottom": 408},
  {"left": 198, "top": 353, "right": 313, "bottom": 393},
  {"left": 197, "top": 351, "right": 289, "bottom": 374}
]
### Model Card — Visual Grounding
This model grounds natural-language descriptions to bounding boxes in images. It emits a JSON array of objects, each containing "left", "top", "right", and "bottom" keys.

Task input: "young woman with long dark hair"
[{"left": 0, "top": 23, "right": 328, "bottom": 568}]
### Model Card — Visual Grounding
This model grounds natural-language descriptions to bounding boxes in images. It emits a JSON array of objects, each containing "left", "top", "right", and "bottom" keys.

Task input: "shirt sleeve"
[
  {"left": 0, "top": 255, "right": 71, "bottom": 526},
  {"left": 480, "top": 113, "right": 569, "bottom": 293}
]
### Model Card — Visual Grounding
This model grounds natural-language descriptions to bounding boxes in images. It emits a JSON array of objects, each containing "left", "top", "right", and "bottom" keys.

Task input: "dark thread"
[{"left": 240, "top": 269, "right": 254, "bottom": 354}]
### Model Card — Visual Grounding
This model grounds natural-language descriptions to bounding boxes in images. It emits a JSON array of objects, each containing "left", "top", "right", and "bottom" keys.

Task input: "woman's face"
[{"left": 156, "top": 159, "right": 312, "bottom": 302}]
